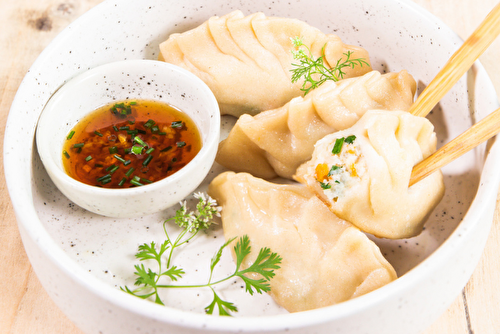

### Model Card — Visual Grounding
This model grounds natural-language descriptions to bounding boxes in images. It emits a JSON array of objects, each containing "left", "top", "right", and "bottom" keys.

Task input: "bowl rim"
[
  {"left": 35, "top": 59, "right": 221, "bottom": 198},
  {"left": 4, "top": 0, "right": 500, "bottom": 331}
]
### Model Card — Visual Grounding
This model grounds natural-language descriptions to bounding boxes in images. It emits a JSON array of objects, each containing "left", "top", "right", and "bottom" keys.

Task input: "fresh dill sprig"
[
  {"left": 290, "top": 36, "right": 370, "bottom": 95},
  {"left": 121, "top": 192, "right": 282, "bottom": 316}
]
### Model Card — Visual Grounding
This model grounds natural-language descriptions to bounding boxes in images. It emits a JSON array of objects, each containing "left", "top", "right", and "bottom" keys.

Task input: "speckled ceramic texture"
[
  {"left": 35, "top": 60, "right": 220, "bottom": 218},
  {"left": 4, "top": 0, "right": 500, "bottom": 333}
]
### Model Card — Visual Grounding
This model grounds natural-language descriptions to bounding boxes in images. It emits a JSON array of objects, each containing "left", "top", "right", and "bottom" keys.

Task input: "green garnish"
[
  {"left": 94, "top": 131, "right": 103, "bottom": 137},
  {"left": 171, "top": 121, "right": 183, "bottom": 128},
  {"left": 109, "top": 166, "right": 120, "bottom": 174},
  {"left": 111, "top": 102, "right": 133, "bottom": 116},
  {"left": 345, "top": 135, "right": 356, "bottom": 144},
  {"left": 73, "top": 143, "right": 85, "bottom": 148},
  {"left": 118, "top": 178, "right": 126, "bottom": 187},
  {"left": 100, "top": 177, "right": 112, "bottom": 185},
  {"left": 146, "top": 147, "right": 155, "bottom": 155},
  {"left": 67, "top": 131, "right": 75, "bottom": 140},
  {"left": 176, "top": 141, "right": 186, "bottom": 148},
  {"left": 119, "top": 126, "right": 130, "bottom": 131},
  {"left": 320, "top": 182, "right": 331, "bottom": 190},
  {"left": 105, "top": 164, "right": 116, "bottom": 172},
  {"left": 130, "top": 179, "right": 143, "bottom": 187},
  {"left": 332, "top": 135, "right": 356, "bottom": 155},
  {"left": 97, "top": 174, "right": 111, "bottom": 183},
  {"left": 109, "top": 146, "right": 118, "bottom": 154},
  {"left": 144, "top": 119, "right": 155, "bottom": 129},
  {"left": 63, "top": 150, "right": 70, "bottom": 159},
  {"left": 143, "top": 155, "right": 153, "bottom": 166},
  {"left": 134, "top": 137, "right": 147, "bottom": 147},
  {"left": 121, "top": 193, "right": 282, "bottom": 316},
  {"left": 109, "top": 165, "right": 120, "bottom": 174},
  {"left": 290, "top": 37, "right": 370, "bottom": 95},
  {"left": 125, "top": 167, "right": 135, "bottom": 178},
  {"left": 332, "top": 137, "right": 345, "bottom": 155},
  {"left": 131, "top": 145, "right": 145, "bottom": 155},
  {"left": 113, "top": 154, "right": 127, "bottom": 164},
  {"left": 85, "top": 155, "right": 93, "bottom": 162},
  {"left": 161, "top": 146, "right": 173, "bottom": 152},
  {"left": 328, "top": 165, "right": 341, "bottom": 176},
  {"left": 113, "top": 125, "right": 119, "bottom": 132}
]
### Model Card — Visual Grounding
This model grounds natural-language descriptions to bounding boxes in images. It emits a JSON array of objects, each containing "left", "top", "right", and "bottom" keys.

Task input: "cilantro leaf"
[
  {"left": 233, "top": 235, "right": 252, "bottom": 270},
  {"left": 239, "top": 247, "right": 282, "bottom": 282},
  {"left": 235, "top": 243, "right": 282, "bottom": 295},
  {"left": 133, "top": 264, "right": 158, "bottom": 287},
  {"left": 328, "top": 165, "right": 341, "bottom": 176},
  {"left": 345, "top": 135, "right": 356, "bottom": 144},
  {"left": 135, "top": 240, "right": 169, "bottom": 263},
  {"left": 121, "top": 193, "right": 282, "bottom": 316},
  {"left": 161, "top": 266, "right": 185, "bottom": 281},
  {"left": 320, "top": 182, "right": 332, "bottom": 190},
  {"left": 205, "top": 288, "right": 238, "bottom": 316}
]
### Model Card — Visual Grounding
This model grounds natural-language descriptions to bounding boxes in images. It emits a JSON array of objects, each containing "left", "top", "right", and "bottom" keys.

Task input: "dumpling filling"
[
  {"left": 313, "top": 135, "right": 367, "bottom": 201},
  {"left": 295, "top": 110, "right": 445, "bottom": 239}
]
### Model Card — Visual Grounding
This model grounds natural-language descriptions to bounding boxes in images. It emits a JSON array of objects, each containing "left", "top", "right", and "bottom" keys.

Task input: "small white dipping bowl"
[{"left": 35, "top": 60, "right": 220, "bottom": 218}]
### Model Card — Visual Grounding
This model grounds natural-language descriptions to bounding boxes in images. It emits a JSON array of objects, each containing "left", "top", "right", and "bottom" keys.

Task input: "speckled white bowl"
[
  {"left": 4, "top": 0, "right": 500, "bottom": 333},
  {"left": 36, "top": 60, "right": 220, "bottom": 218}
]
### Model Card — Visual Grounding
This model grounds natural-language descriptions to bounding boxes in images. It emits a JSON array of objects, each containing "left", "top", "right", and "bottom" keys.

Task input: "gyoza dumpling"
[
  {"left": 216, "top": 70, "right": 416, "bottom": 179},
  {"left": 295, "top": 110, "right": 445, "bottom": 239},
  {"left": 208, "top": 171, "right": 397, "bottom": 312},
  {"left": 159, "top": 10, "right": 371, "bottom": 117}
]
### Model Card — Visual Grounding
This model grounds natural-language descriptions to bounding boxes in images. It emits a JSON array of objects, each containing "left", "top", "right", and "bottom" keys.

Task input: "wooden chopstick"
[
  {"left": 409, "top": 2, "right": 500, "bottom": 118},
  {"left": 409, "top": 106, "right": 500, "bottom": 186},
  {"left": 407, "top": 3, "right": 500, "bottom": 186}
]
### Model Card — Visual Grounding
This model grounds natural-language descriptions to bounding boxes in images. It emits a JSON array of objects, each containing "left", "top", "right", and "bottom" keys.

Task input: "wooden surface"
[{"left": 0, "top": 0, "right": 499, "bottom": 333}]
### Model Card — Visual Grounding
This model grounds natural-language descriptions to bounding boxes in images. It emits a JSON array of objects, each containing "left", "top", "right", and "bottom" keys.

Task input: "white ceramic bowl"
[
  {"left": 4, "top": 0, "right": 500, "bottom": 333},
  {"left": 35, "top": 60, "right": 220, "bottom": 218}
]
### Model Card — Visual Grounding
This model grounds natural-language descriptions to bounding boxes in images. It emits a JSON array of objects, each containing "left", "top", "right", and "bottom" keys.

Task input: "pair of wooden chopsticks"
[{"left": 408, "top": 2, "right": 500, "bottom": 187}]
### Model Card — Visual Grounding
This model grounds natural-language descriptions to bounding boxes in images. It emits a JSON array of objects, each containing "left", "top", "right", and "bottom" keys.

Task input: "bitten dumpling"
[
  {"left": 295, "top": 110, "right": 445, "bottom": 239},
  {"left": 159, "top": 10, "right": 371, "bottom": 117},
  {"left": 216, "top": 70, "right": 416, "bottom": 179},
  {"left": 208, "top": 172, "right": 397, "bottom": 312}
]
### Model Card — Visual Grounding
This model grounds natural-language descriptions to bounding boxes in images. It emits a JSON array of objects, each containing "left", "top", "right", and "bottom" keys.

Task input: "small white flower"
[{"left": 193, "top": 192, "right": 206, "bottom": 202}]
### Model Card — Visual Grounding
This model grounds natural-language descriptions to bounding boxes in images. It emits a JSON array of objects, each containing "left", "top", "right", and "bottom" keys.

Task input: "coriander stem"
[
  {"left": 163, "top": 220, "right": 197, "bottom": 268},
  {"left": 155, "top": 274, "right": 236, "bottom": 290}
]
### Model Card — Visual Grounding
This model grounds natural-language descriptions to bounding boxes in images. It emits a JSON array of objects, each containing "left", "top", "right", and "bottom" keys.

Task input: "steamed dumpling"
[
  {"left": 216, "top": 70, "right": 416, "bottom": 179},
  {"left": 295, "top": 110, "right": 445, "bottom": 239},
  {"left": 159, "top": 10, "right": 371, "bottom": 117},
  {"left": 208, "top": 172, "right": 397, "bottom": 312}
]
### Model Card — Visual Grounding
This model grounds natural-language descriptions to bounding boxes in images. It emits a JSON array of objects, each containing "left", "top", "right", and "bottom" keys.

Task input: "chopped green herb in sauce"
[{"left": 63, "top": 100, "right": 201, "bottom": 188}]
